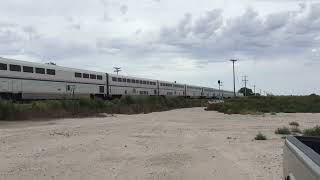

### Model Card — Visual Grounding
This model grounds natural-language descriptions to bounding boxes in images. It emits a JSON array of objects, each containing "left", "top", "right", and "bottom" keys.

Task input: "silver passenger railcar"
[
  {"left": 186, "top": 85, "right": 203, "bottom": 98},
  {"left": 0, "top": 57, "right": 106, "bottom": 99},
  {"left": 158, "top": 80, "right": 185, "bottom": 97},
  {"left": 108, "top": 74, "right": 157, "bottom": 97}
]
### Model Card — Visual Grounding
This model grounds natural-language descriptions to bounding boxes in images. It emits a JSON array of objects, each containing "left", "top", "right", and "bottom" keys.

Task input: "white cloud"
[{"left": 0, "top": 0, "right": 319, "bottom": 95}]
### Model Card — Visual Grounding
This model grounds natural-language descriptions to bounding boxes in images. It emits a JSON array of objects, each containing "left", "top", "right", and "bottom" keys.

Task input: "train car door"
[
  {"left": 0, "top": 79, "right": 9, "bottom": 92},
  {"left": 11, "top": 79, "right": 22, "bottom": 93},
  {"left": 66, "top": 84, "right": 76, "bottom": 98}
]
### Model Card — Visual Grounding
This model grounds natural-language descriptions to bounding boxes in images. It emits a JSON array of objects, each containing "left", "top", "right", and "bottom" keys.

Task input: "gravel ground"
[{"left": 0, "top": 107, "right": 319, "bottom": 180}]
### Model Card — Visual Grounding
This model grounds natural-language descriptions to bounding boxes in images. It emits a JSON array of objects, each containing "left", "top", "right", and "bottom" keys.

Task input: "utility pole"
[
  {"left": 242, "top": 75, "right": 248, "bottom": 96},
  {"left": 230, "top": 59, "right": 237, "bottom": 97},
  {"left": 218, "top": 80, "right": 223, "bottom": 100},
  {"left": 113, "top": 67, "right": 121, "bottom": 75}
]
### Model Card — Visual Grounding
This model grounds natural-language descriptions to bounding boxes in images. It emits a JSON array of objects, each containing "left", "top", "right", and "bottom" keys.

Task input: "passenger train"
[{"left": 0, "top": 57, "right": 241, "bottom": 100}]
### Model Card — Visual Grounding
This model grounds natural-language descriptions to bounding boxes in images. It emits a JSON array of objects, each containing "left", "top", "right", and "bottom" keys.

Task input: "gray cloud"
[
  {"left": 120, "top": 5, "right": 128, "bottom": 15},
  {"left": 154, "top": 4, "right": 320, "bottom": 62},
  {"left": 0, "top": 1, "right": 320, "bottom": 94}
]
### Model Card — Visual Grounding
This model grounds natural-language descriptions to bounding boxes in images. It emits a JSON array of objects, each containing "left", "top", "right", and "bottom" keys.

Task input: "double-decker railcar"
[
  {"left": 186, "top": 85, "right": 203, "bottom": 98},
  {"left": 108, "top": 74, "right": 157, "bottom": 97},
  {"left": 0, "top": 57, "right": 106, "bottom": 99},
  {"left": 203, "top": 87, "right": 216, "bottom": 98},
  {"left": 158, "top": 80, "right": 185, "bottom": 97}
]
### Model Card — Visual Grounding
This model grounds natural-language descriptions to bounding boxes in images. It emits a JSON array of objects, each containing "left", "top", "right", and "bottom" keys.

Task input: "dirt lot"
[{"left": 0, "top": 108, "right": 319, "bottom": 180}]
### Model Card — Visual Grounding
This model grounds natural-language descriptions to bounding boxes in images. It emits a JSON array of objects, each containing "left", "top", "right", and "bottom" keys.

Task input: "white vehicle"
[
  {"left": 283, "top": 136, "right": 320, "bottom": 180},
  {"left": 0, "top": 57, "right": 237, "bottom": 100}
]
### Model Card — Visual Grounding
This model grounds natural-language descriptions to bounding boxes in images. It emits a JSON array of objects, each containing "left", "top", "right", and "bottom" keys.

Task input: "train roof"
[{"left": 0, "top": 57, "right": 105, "bottom": 75}]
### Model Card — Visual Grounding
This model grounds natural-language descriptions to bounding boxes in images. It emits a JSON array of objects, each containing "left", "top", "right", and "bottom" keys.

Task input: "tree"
[{"left": 238, "top": 87, "right": 254, "bottom": 96}]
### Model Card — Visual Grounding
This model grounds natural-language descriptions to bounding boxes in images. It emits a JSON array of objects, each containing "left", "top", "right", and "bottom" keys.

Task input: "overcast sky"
[{"left": 0, "top": 0, "right": 319, "bottom": 95}]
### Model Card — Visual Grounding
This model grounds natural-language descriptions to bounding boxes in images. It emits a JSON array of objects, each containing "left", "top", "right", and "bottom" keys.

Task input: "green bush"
[
  {"left": 255, "top": 132, "right": 267, "bottom": 140},
  {"left": 303, "top": 126, "right": 320, "bottom": 137},
  {"left": 275, "top": 127, "right": 291, "bottom": 135}
]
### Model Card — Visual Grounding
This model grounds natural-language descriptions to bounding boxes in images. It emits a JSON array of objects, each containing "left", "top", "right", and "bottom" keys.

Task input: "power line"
[{"left": 113, "top": 67, "right": 121, "bottom": 75}]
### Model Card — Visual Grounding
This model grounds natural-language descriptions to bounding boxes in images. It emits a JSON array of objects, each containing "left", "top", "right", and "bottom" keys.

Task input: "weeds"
[
  {"left": 291, "top": 127, "right": 302, "bottom": 134},
  {"left": 303, "top": 126, "right": 320, "bottom": 137},
  {"left": 275, "top": 127, "right": 291, "bottom": 135},
  {"left": 255, "top": 132, "right": 267, "bottom": 140},
  {"left": 0, "top": 96, "right": 206, "bottom": 120},
  {"left": 206, "top": 96, "right": 320, "bottom": 114},
  {"left": 289, "top": 121, "right": 300, "bottom": 127}
]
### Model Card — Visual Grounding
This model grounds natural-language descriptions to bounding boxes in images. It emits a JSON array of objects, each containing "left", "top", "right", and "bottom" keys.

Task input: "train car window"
[
  {"left": 66, "top": 85, "right": 71, "bottom": 91},
  {"left": 35, "top": 67, "right": 45, "bottom": 74},
  {"left": 122, "top": 78, "right": 126, "bottom": 82},
  {"left": 143, "top": 81, "right": 146, "bottom": 84},
  {"left": 83, "top": 73, "right": 89, "bottom": 78},
  {"left": 90, "top": 74, "right": 96, "bottom": 79},
  {"left": 140, "top": 80, "right": 143, "bottom": 84},
  {"left": 75, "top": 72, "right": 82, "bottom": 78},
  {"left": 9, "top": 64, "right": 21, "bottom": 72},
  {"left": 127, "top": 79, "right": 131, "bottom": 83},
  {"left": 99, "top": 86, "right": 104, "bottom": 93},
  {"left": 46, "top": 69, "right": 56, "bottom": 75},
  {"left": 112, "top": 77, "right": 117, "bottom": 81},
  {"left": 0, "top": 63, "right": 7, "bottom": 70},
  {"left": 147, "top": 81, "right": 150, "bottom": 85},
  {"left": 117, "top": 78, "right": 122, "bottom": 82},
  {"left": 23, "top": 66, "right": 34, "bottom": 73},
  {"left": 97, "top": 75, "right": 103, "bottom": 80}
]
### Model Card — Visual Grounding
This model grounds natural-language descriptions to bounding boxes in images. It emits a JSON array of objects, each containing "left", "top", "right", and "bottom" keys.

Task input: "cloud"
[
  {"left": 0, "top": 1, "right": 319, "bottom": 94},
  {"left": 153, "top": 3, "right": 320, "bottom": 63},
  {"left": 120, "top": 5, "right": 128, "bottom": 15}
]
